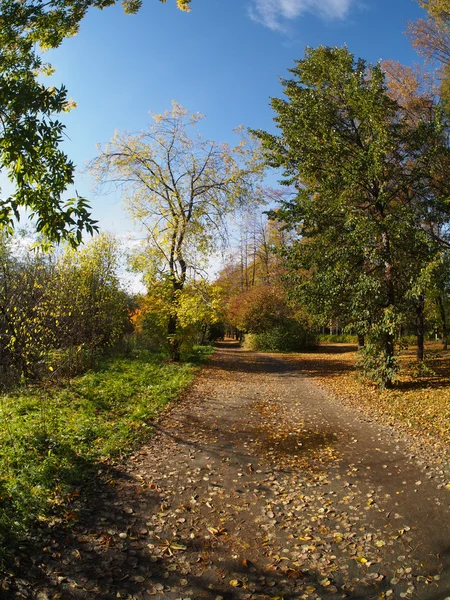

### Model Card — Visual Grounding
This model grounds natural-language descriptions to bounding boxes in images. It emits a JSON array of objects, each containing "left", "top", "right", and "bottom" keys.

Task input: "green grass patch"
[
  {"left": 317, "top": 334, "right": 358, "bottom": 343},
  {"left": 0, "top": 346, "right": 214, "bottom": 564}
]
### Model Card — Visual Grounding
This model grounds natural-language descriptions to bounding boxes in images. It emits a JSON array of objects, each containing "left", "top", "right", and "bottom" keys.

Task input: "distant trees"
[
  {"left": 214, "top": 212, "right": 315, "bottom": 351},
  {"left": 92, "top": 102, "right": 263, "bottom": 360},
  {"left": 253, "top": 46, "right": 450, "bottom": 387}
]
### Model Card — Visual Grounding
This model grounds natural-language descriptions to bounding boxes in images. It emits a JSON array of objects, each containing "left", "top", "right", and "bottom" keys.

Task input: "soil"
[{"left": 3, "top": 342, "right": 450, "bottom": 599}]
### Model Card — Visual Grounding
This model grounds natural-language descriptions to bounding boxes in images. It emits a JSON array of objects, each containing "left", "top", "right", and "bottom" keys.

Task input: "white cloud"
[{"left": 248, "top": 0, "right": 354, "bottom": 31}]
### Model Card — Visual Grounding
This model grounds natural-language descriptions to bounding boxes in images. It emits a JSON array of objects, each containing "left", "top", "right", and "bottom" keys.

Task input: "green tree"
[
  {"left": 253, "top": 46, "right": 450, "bottom": 387},
  {"left": 0, "top": 0, "right": 190, "bottom": 244},
  {"left": 91, "top": 102, "right": 263, "bottom": 360}
]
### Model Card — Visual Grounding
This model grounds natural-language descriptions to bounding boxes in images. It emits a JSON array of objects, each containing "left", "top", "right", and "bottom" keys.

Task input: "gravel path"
[{"left": 6, "top": 343, "right": 450, "bottom": 599}]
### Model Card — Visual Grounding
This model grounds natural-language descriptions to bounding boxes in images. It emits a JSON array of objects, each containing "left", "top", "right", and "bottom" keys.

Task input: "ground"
[{"left": 4, "top": 342, "right": 450, "bottom": 599}]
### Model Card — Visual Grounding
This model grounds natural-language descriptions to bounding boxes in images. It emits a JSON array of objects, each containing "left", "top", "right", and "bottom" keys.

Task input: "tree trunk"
[
  {"left": 167, "top": 253, "right": 186, "bottom": 362},
  {"left": 167, "top": 312, "right": 181, "bottom": 362},
  {"left": 437, "top": 294, "right": 448, "bottom": 350},
  {"left": 381, "top": 230, "right": 395, "bottom": 388},
  {"left": 357, "top": 334, "right": 365, "bottom": 349},
  {"left": 382, "top": 332, "right": 395, "bottom": 389},
  {"left": 200, "top": 323, "right": 208, "bottom": 345},
  {"left": 416, "top": 294, "right": 425, "bottom": 362}
]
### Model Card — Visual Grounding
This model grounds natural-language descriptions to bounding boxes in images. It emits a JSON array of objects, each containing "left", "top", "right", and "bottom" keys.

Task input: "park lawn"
[
  {"left": 0, "top": 347, "right": 213, "bottom": 561},
  {"left": 283, "top": 343, "right": 450, "bottom": 449}
]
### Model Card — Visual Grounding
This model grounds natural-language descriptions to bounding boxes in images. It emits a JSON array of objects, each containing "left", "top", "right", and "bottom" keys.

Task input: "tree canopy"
[{"left": 252, "top": 46, "right": 450, "bottom": 386}]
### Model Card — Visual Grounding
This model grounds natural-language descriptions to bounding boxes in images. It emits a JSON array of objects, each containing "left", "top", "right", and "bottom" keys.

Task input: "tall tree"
[
  {"left": 91, "top": 102, "right": 262, "bottom": 360},
  {"left": 253, "top": 46, "right": 450, "bottom": 387},
  {"left": 383, "top": 59, "right": 450, "bottom": 359}
]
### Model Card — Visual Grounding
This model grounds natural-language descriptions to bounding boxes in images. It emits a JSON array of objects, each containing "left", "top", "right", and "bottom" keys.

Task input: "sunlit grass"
[{"left": 0, "top": 346, "right": 214, "bottom": 564}]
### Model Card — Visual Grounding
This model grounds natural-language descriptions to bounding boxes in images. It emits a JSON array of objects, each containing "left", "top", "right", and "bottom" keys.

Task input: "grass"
[
  {"left": 316, "top": 333, "right": 358, "bottom": 343},
  {"left": 280, "top": 342, "right": 450, "bottom": 451},
  {"left": 0, "top": 346, "right": 214, "bottom": 563}
]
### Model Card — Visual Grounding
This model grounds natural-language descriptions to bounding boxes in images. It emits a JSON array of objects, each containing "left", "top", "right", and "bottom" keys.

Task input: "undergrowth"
[
  {"left": 317, "top": 334, "right": 358, "bottom": 343},
  {"left": 0, "top": 346, "right": 214, "bottom": 566}
]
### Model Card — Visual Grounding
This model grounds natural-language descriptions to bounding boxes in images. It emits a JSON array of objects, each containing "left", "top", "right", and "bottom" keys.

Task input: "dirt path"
[{"left": 6, "top": 344, "right": 450, "bottom": 599}]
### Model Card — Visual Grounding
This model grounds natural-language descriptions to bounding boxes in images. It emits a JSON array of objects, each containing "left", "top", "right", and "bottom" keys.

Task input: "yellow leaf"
[{"left": 170, "top": 543, "right": 186, "bottom": 551}]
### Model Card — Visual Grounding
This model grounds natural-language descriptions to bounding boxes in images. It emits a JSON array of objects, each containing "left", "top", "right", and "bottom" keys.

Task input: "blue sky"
[{"left": 45, "top": 0, "right": 425, "bottom": 237}]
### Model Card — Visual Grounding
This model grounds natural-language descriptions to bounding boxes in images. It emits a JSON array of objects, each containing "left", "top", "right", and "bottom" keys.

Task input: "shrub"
[
  {"left": 356, "top": 342, "right": 400, "bottom": 390},
  {"left": 0, "top": 233, "right": 132, "bottom": 389},
  {"left": 244, "top": 321, "right": 316, "bottom": 352},
  {"left": 317, "top": 334, "right": 358, "bottom": 343}
]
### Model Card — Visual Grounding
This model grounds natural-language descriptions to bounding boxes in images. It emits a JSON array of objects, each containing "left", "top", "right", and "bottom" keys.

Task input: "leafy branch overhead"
[{"left": 0, "top": 0, "right": 190, "bottom": 245}]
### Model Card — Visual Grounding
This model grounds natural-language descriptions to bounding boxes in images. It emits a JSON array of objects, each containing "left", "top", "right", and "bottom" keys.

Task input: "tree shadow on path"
[{"left": 3, "top": 343, "right": 449, "bottom": 600}]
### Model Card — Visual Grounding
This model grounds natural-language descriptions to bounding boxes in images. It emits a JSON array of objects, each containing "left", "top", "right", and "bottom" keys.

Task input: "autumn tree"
[
  {"left": 0, "top": 232, "right": 130, "bottom": 387},
  {"left": 92, "top": 102, "right": 262, "bottom": 360},
  {"left": 132, "top": 281, "right": 224, "bottom": 349},
  {"left": 0, "top": 0, "right": 190, "bottom": 244},
  {"left": 253, "top": 46, "right": 450, "bottom": 387},
  {"left": 228, "top": 285, "right": 289, "bottom": 334},
  {"left": 54, "top": 233, "right": 131, "bottom": 359},
  {"left": 383, "top": 59, "right": 450, "bottom": 358},
  {"left": 407, "top": 0, "right": 450, "bottom": 104}
]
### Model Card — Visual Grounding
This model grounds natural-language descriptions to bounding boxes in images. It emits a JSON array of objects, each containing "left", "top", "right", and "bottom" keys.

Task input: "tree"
[
  {"left": 91, "top": 102, "right": 262, "bottom": 360},
  {"left": 229, "top": 285, "right": 288, "bottom": 334},
  {"left": 0, "top": 0, "right": 190, "bottom": 245},
  {"left": 253, "top": 46, "right": 450, "bottom": 387},
  {"left": 407, "top": 0, "right": 450, "bottom": 105},
  {"left": 383, "top": 59, "right": 450, "bottom": 359},
  {"left": 131, "top": 281, "right": 224, "bottom": 350}
]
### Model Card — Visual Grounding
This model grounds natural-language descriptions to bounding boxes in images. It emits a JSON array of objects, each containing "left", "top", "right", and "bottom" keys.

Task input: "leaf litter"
[{"left": 2, "top": 342, "right": 450, "bottom": 599}]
